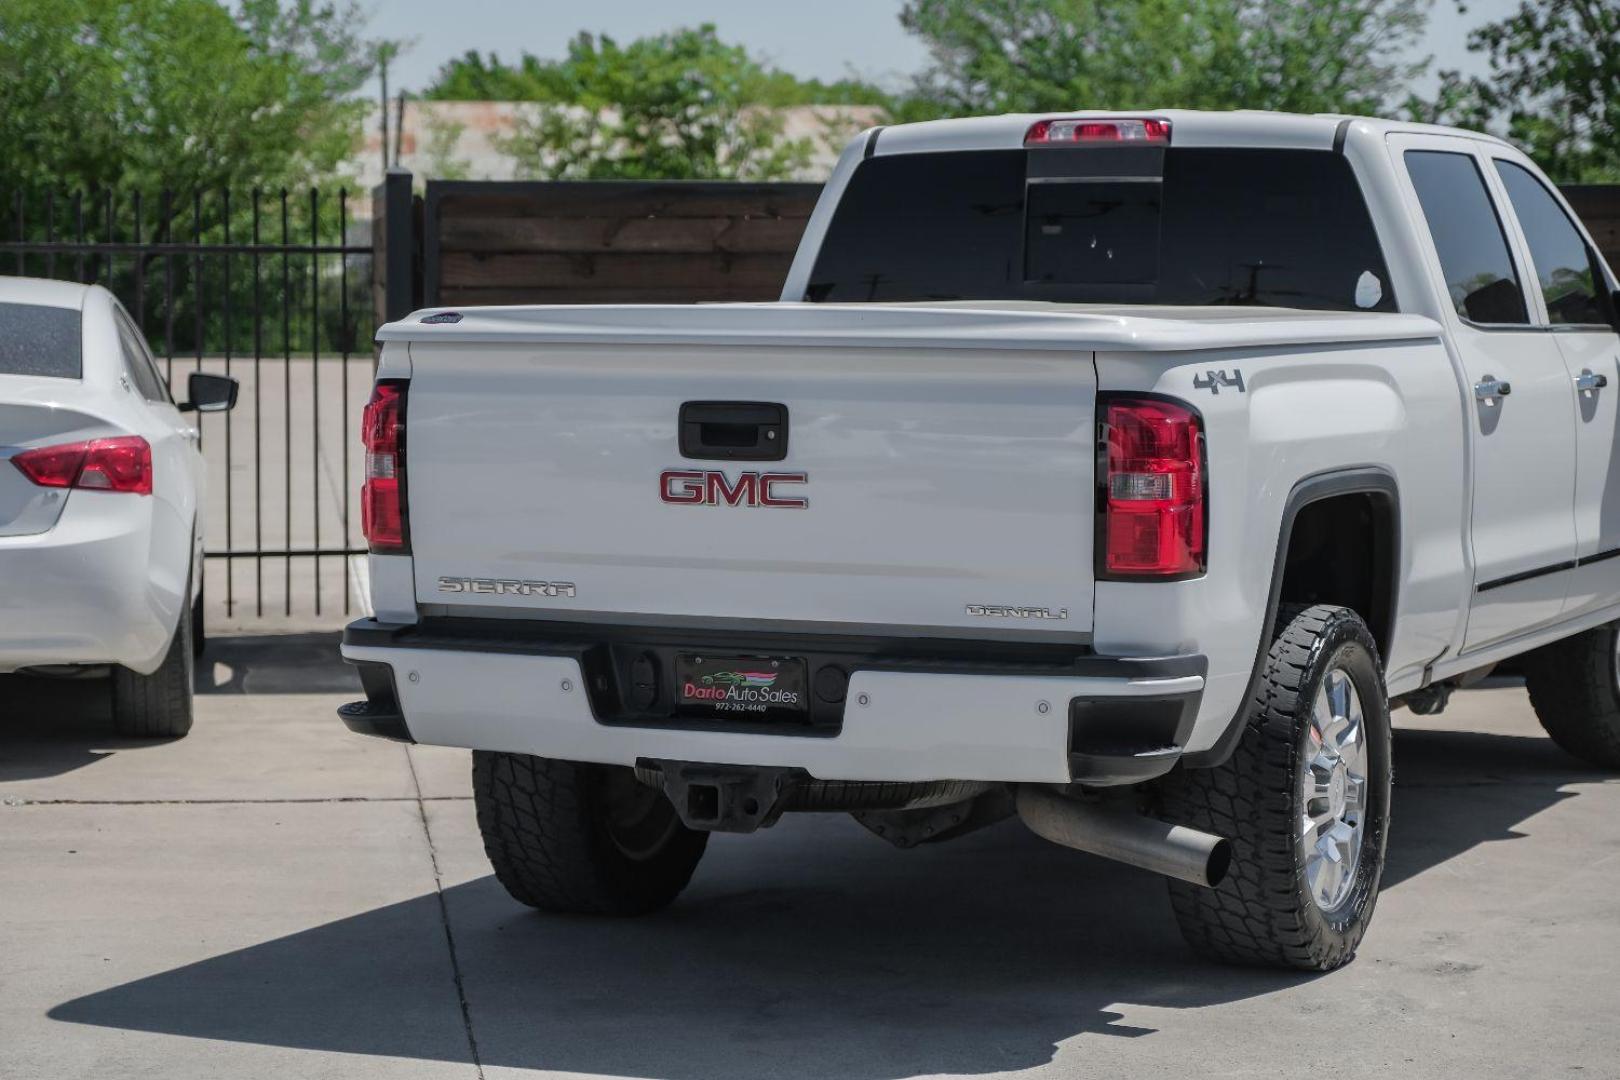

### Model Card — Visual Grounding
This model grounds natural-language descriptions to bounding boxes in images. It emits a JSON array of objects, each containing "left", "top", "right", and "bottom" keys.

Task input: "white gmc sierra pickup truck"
[{"left": 339, "top": 111, "right": 1620, "bottom": 971}]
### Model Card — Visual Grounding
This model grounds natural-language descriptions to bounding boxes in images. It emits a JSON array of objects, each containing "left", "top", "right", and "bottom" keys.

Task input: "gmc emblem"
[{"left": 660, "top": 469, "right": 808, "bottom": 509}]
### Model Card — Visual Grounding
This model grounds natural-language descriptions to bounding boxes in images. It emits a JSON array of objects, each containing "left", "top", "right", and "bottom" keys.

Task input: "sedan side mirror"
[{"left": 180, "top": 372, "right": 239, "bottom": 413}]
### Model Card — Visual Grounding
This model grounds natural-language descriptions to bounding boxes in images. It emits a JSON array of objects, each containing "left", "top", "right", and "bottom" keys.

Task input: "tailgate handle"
[{"left": 679, "top": 401, "right": 788, "bottom": 461}]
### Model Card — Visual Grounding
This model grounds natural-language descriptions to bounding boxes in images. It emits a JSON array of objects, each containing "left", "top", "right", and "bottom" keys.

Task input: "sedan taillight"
[
  {"left": 1099, "top": 397, "right": 1205, "bottom": 578},
  {"left": 361, "top": 380, "right": 409, "bottom": 553},
  {"left": 11, "top": 436, "right": 153, "bottom": 495}
]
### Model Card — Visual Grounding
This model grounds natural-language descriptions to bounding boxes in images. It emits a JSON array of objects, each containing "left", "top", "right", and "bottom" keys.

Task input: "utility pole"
[
  {"left": 394, "top": 92, "right": 408, "bottom": 169},
  {"left": 379, "top": 53, "right": 391, "bottom": 173},
  {"left": 376, "top": 41, "right": 404, "bottom": 173}
]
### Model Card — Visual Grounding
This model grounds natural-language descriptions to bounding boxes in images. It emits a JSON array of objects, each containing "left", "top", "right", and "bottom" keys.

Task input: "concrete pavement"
[{"left": 2, "top": 640, "right": 1618, "bottom": 1079}]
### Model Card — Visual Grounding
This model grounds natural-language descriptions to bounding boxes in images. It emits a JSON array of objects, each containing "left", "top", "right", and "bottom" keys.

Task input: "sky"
[{"left": 365, "top": 0, "right": 1522, "bottom": 101}]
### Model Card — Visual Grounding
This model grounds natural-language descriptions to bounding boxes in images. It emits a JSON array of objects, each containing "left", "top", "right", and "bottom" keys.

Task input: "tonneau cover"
[{"left": 376, "top": 301, "right": 1443, "bottom": 354}]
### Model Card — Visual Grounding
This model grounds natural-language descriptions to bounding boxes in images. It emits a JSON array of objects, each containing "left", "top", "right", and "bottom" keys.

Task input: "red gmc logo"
[{"left": 660, "top": 469, "right": 808, "bottom": 509}]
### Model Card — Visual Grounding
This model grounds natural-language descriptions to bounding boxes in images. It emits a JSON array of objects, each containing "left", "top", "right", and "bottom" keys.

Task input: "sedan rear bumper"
[{"left": 0, "top": 493, "right": 177, "bottom": 673}]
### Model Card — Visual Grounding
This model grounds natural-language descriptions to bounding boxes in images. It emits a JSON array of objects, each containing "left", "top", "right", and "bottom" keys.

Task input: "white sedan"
[{"left": 0, "top": 277, "right": 237, "bottom": 737}]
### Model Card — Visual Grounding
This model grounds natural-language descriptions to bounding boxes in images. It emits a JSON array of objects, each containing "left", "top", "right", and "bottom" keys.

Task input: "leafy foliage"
[
  {"left": 0, "top": 2, "right": 384, "bottom": 357},
  {"left": 0, "top": 0, "right": 381, "bottom": 193},
  {"left": 1421, "top": 0, "right": 1620, "bottom": 181},
  {"left": 419, "top": 111, "right": 474, "bottom": 181},
  {"left": 895, "top": 0, "right": 1430, "bottom": 118},
  {"left": 424, "top": 34, "right": 890, "bottom": 107},
  {"left": 476, "top": 27, "right": 820, "bottom": 181},
  {"left": 423, "top": 50, "right": 572, "bottom": 102}
]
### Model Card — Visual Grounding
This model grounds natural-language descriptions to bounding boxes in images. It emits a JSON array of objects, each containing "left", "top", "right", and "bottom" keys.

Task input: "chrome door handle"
[
  {"left": 1475, "top": 376, "right": 1512, "bottom": 402},
  {"left": 1575, "top": 369, "right": 1608, "bottom": 392}
]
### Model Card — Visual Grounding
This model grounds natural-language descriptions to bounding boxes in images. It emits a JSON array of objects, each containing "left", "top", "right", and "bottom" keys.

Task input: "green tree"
[
  {"left": 485, "top": 27, "right": 817, "bottom": 180},
  {"left": 895, "top": 0, "right": 1430, "bottom": 118},
  {"left": 424, "top": 40, "right": 890, "bottom": 108},
  {"left": 0, "top": 1, "right": 389, "bottom": 358},
  {"left": 1422, "top": 0, "right": 1620, "bottom": 181},
  {"left": 420, "top": 110, "right": 474, "bottom": 180},
  {"left": 0, "top": 0, "right": 382, "bottom": 193},
  {"left": 422, "top": 50, "right": 574, "bottom": 101}
]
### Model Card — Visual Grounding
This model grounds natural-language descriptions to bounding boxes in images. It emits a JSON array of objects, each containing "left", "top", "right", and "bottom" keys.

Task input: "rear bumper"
[
  {"left": 338, "top": 618, "right": 1204, "bottom": 786},
  {"left": 0, "top": 494, "right": 175, "bottom": 674}
]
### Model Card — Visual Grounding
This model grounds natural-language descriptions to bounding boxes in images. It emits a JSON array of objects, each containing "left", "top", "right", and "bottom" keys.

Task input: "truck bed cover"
[{"left": 376, "top": 302, "right": 1443, "bottom": 354}]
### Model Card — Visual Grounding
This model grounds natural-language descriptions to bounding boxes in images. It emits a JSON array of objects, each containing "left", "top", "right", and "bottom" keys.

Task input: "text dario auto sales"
[{"left": 684, "top": 685, "right": 803, "bottom": 705}]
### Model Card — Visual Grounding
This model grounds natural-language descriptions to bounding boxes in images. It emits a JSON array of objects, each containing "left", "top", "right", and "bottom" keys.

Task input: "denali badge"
[
  {"left": 438, "top": 577, "right": 576, "bottom": 598},
  {"left": 966, "top": 603, "right": 1069, "bottom": 620},
  {"left": 660, "top": 469, "right": 808, "bottom": 509}
]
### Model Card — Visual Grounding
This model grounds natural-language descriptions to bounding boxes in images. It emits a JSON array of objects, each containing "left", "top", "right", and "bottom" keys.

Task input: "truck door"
[
  {"left": 1393, "top": 135, "right": 1579, "bottom": 652},
  {"left": 1488, "top": 155, "right": 1620, "bottom": 622}
]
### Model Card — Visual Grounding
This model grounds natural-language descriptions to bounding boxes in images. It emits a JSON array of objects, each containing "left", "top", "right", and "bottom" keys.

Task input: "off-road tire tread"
[
  {"left": 1160, "top": 603, "right": 1389, "bottom": 971},
  {"left": 110, "top": 601, "right": 194, "bottom": 738},
  {"left": 1522, "top": 624, "right": 1620, "bottom": 769},
  {"left": 191, "top": 579, "right": 206, "bottom": 659},
  {"left": 473, "top": 751, "right": 707, "bottom": 916}
]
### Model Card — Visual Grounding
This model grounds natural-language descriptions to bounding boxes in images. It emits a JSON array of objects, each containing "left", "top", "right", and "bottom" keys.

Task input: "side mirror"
[{"left": 180, "top": 372, "right": 239, "bottom": 413}]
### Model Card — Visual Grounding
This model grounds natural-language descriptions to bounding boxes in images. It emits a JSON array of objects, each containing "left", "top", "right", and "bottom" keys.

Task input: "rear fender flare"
[{"left": 1181, "top": 466, "right": 1399, "bottom": 769}]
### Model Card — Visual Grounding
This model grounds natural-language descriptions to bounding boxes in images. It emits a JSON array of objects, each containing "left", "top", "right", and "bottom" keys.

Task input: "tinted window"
[
  {"left": 0, "top": 302, "right": 81, "bottom": 378},
  {"left": 1495, "top": 160, "right": 1610, "bottom": 326},
  {"left": 1025, "top": 179, "right": 1161, "bottom": 285},
  {"left": 812, "top": 150, "right": 1027, "bottom": 303},
  {"left": 118, "top": 327, "right": 164, "bottom": 401},
  {"left": 114, "top": 309, "right": 171, "bottom": 403},
  {"left": 807, "top": 148, "right": 1397, "bottom": 312},
  {"left": 1404, "top": 150, "right": 1528, "bottom": 325}
]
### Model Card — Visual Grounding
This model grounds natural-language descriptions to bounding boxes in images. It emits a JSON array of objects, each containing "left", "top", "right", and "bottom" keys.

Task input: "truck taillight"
[
  {"left": 1099, "top": 397, "right": 1204, "bottom": 578},
  {"left": 361, "top": 380, "right": 409, "bottom": 553},
  {"left": 1026, "top": 118, "right": 1171, "bottom": 145},
  {"left": 11, "top": 436, "right": 153, "bottom": 495}
]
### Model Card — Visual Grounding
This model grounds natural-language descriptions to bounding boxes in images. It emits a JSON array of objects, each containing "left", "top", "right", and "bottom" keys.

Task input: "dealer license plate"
[{"left": 674, "top": 654, "right": 809, "bottom": 720}]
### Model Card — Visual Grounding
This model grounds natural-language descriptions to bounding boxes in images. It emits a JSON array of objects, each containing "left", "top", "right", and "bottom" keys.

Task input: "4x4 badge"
[{"left": 1193, "top": 368, "right": 1245, "bottom": 394}]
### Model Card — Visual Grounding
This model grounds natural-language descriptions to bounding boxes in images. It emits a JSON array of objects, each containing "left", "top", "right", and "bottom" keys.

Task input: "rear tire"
[
  {"left": 1522, "top": 622, "right": 1620, "bottom": 769},
  {"left": 1160, "top": 604, "right": 1392, "bottom": 970},
  {"left": 473, "top": 751, "right": 708, "bottom": 915},
  {"left": 111, "top": 599, "right": 195, "bottom": 739},
  {"left": 191, "top": 577, "right": 206, "bottom": 659}
]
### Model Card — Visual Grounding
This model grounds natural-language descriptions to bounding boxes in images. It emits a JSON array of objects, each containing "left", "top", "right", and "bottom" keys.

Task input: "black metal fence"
[{"left": 1, "top": 188, "right": 375, "bottom": 623}]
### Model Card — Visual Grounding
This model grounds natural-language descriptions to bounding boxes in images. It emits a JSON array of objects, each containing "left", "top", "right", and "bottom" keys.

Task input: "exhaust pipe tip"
[
  {"left": 1015, "top": 786, "right": 1233, "bottom": 889},
  {"left": 1205, "top": 836, "right": 1233, "bottom": 888}
]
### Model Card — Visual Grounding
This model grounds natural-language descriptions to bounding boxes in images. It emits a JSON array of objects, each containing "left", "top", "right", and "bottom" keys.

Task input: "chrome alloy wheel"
[{"left": 1299, "top": 667, "right": 1369, "bottom": 913}]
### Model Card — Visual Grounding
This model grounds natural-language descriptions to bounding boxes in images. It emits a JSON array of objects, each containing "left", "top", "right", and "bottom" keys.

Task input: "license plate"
[{"left": 675, "top": 654, "right": 808, "bottom": 719}]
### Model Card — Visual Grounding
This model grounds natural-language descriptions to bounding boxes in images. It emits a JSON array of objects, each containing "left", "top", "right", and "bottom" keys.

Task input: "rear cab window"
[
  {"left": 0, "top": 302, "right": 82, "bottom": 379},
  {"left": 806, "top": 147, "right": 1398, "bottom": 313},
  {"left": 1402, "top": 150, "right": 1530, "bottom": 326},
  {"left": 1493, "top": 159, "right": 1615, "bottom": 327}
]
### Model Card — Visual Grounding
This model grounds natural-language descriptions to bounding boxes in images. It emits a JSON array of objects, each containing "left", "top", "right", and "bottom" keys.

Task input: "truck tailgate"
[{"left": 404, "top": 340, "right": 1095, "bottom": 634}]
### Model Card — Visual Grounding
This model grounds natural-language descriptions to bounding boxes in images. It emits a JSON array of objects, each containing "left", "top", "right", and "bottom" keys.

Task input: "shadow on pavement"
[
  {"left": 198, "top": 633, "right": 355, "bottom": 695},
  {"left": 0, "top": 675, "right": 133, "bottom": 782},
  {"left": 0, "top": 633, "right": 354, "bottom": 783},
  {"left": 45, "top": 825, "right": 1265, "bottom": 1076},
  {"left": 44, "top": 726, "right": 1615, "bottom": 1077},
  {"left": 1381, "top": 725, "right": 1611, "bottom": 887}
]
